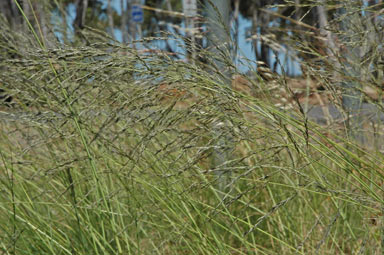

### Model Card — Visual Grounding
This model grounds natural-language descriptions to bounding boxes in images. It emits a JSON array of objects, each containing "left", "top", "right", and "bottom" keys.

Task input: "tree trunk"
[
  {"left": 120, "top": 0, "right": 129, "bottom": 43},
  {"left": 107, "top": 0, "right": 115, "bottom": 39},
  {"left": 260, "top": 11, "right": 271, "bottom": 68},
  {"left": 22, "top": 0, "right": 31, "bottom": 31},
  {"left": 317, "top": 3, "right": 337, "bottom": 59},
  {"left": 0, "top": 0, "right": 22, "bottom": 29},
  {"left": 251, "top": 5, "right": 260, "bottom": 62},
  {"left": 74, "top": 0, "right": 88, "bottom": 31},
  {"left": 35, "top": 1, "right": 51, "bottom": 47},
  {"left": 205, "top": 0, "right": 230, "bottom": 58},
  {"left": 232, "top": 0, "right": 240, "bottom": 63},
  {"left": 338, "top": 3, "right": 365, "bottom": 145},
  {"left": 0, "top": 0, "right": 11, "bottom": 22}
]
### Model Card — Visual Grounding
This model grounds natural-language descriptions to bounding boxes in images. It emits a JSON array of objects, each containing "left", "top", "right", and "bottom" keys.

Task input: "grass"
[{"left": 1, "top": 4, "right": 384, "bottom": 254}]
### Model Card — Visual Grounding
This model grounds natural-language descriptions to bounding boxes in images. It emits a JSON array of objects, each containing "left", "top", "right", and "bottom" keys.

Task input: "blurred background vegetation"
[{"left": 1, "top": 0, "right": 384, "bottom": 254}]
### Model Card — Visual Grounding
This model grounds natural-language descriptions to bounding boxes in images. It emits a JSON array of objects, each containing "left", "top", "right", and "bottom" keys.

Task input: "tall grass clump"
[{"left": 0, "top": 1, "right": 384, "bottom": 254}]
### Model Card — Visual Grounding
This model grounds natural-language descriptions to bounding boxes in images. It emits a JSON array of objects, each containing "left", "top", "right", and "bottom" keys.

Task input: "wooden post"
[{"left": 205, "top": 0, "right": 232, "bottom": 194}]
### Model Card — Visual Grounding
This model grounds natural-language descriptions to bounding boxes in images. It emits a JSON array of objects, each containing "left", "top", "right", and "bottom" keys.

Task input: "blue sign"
[{"left": 131, "top": 5, "right": 144, "bottom": 23}]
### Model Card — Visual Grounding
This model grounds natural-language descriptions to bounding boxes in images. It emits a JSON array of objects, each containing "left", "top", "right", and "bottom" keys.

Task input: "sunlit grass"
[{"left": 1, "top": 4, "right": 384, "bottom": 254}]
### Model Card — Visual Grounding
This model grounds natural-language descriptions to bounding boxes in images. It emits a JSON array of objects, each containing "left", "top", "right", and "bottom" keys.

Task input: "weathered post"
[{"left": 205, "top": 0, "right": 232, "bottom": 194}]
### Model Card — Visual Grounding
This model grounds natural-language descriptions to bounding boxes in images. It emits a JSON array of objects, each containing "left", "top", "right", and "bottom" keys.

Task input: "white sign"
[{"left": 182, "top": 0, "right": 197, "bottom": 17}]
